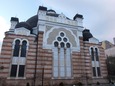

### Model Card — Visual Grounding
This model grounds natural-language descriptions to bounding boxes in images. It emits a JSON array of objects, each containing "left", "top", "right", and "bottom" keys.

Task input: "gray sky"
[{"left": 0, "top": 0, "right": 115, "bottom": 50}]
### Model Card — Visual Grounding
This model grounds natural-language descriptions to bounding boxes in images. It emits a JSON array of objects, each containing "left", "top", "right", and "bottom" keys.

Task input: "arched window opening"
[
  {"left": 90, "top": 47, "right": 101, "bottom": 77},
  {"left": 21, "top": 40, "right": 27, "bottom": 57},
  {"left": 54, "top": 41, "right": 58, "bottom": 47},
  {"left": 53, "top": 32, "right": 72, "bottom": 78},
  {"left": 13, "top": 40, "right": 20, "bottom": 57},
  {"left": 11, "top": 39, "right": 29, "bottom": 78},
  {"left": 91, "top": 48, "right": 94, "bottom": 61},
  {"left": 66, "top": 43, "right": 70, "bottom": 48},
  {"left": 60, "top": 42, "right": 64, "bottom": 48},
  {"left": 95, "top": 48, "right": 99, "bottom": 61}
]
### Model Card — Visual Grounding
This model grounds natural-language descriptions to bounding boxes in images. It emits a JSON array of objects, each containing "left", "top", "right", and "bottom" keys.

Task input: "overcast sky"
[{"left": 0, "top": 0, "right": 115, "bottom": 50}]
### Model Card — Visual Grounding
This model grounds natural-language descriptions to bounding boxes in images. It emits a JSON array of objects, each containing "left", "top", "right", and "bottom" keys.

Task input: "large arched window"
[
  {"left": 90, "top": 47, "right": 101, "bottom": 77},
  {"left": 53, "top": 32, "right": 72, "bottom": 78},
  {"left": 10, "top": 39, "right": 29, "bottom": 78}
]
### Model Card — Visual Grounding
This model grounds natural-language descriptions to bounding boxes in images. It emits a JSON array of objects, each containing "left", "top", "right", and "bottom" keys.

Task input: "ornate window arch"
[
  {"left": 13, "top": 39, "right": 21, "bottom": 57},
  {"left": 53, "top": 31, "right": 72, "bottom": 78},
  {"left": 10, "top": 38, "right": 29, "bottom": 78},
  {"left": 89, "top": 46, "right": 101, "bottom": 77}
]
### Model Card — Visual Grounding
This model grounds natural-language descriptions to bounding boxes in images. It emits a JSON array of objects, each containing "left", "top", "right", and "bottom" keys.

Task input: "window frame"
[
  {"left": 10, "top": 38, "right": 29, "bottom": 79},
  {"left": 89, "top": 46, "right": 101, "bottom": 78},
  {"left": 52, "top": 31, "right": 72, "bottom": 79}
]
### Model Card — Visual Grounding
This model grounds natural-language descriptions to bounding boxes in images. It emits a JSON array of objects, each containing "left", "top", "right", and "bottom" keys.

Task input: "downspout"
[{"left": 33, "top": 25, "right": 39, "bottom": 86}]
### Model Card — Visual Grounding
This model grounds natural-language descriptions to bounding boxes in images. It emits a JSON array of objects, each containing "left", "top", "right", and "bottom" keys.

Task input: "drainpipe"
[{"left": 33, "top": 26, "right": 39, "bottom": 86}]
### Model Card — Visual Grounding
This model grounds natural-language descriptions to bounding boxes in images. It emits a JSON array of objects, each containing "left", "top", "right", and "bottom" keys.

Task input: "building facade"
[
  {"left": 0, "top": 6, "right": 108, "bottom": 86},
  {"left": 101, "top": 40, "right": 114, "bottom": 50},
  {"left": 101, "top": 38, "right": 115, "bottom": 57}
]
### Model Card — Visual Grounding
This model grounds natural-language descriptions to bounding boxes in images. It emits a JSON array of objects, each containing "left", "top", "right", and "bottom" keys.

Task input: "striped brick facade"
[{"left": 0, "top": 32, "right": 108, "bottom": 86}]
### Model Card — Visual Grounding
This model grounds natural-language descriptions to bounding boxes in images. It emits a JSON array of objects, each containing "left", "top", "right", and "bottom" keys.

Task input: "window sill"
[
  {"left": 7, "top": 77, "right": 26, "bottom": 79},
  {"left": 92, "top": 76, "right": 103, "bottom": 79},
  {"left": 52, "top": 77, "right": 74, "bottom": 80}
]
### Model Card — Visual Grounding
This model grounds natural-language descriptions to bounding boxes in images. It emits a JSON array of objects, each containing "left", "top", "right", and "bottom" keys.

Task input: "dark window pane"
[
  {"left": 97, "top": 67, "right": 101, "bottom": 76},
  {"left": 91, "top": 48, "right": 94, "bottom": 61},
  {"left": 63, "top": 37, "right": 67, "bottom": 42},
  {"left": 95, "top": 48, "right": 99, "bottom": 61},
  {"left": 57, "top": 37, "right": 62, "bottom": 41},
  {"left": 54, "top": 41, "right": 58, "bottom": 47},
  {"left": 20, "top": 41, "right": 27, "bottom": 57},
  {"left": 10, "top": 65, "right": 17, "bottom": 77},
  {"left": 60, "top": 42, "right": 64, "bottom": 48},
  {"left": 93, "top": 67, "right": 96, "bottom": 77},
  {"left": 18, "top": 65, "right": 25, "bottom": 77},
  {"left": 66, "top": 43, "right": 70, "bottom": 48},
  {"left": 13, "top": 40, "right": 20, "bottom": 57}
]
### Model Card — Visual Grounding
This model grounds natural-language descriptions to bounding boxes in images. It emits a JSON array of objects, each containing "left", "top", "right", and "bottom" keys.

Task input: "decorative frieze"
[{"left": 15, "top": 27, "right": 30, "bottom": 36}]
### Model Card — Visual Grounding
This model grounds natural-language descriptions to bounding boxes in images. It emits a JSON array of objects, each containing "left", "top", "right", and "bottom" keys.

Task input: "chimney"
[
  {"left": 37, "top": 6, "right": 47, "bottom": 17},
  {"left": 73, "top": 14, "right": 83, "bottom": 27},
  {"left": 10, "top": 17, "right": 19, "bottom": 31}
]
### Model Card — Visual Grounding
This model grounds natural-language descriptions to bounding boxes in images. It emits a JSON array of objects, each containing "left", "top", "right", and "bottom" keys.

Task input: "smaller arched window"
[
  {"left": 66, "top": 43, "right": 70, "bottom": 48},
  {"left": 60, "top": 42, "right": 65, "bottom": 48},
  {"left": 89, "top": 46, "right": 101, "bottom": 77},
  {"left": 91, "top": 47, "right": 94, "bottom": 61},
  {"left": 13, "top": 40, "right": 20, "bottom": 57},
  {"left": 20, "top": 40, "right": 27, "bottom": 57},
  {"left": 54, "top": 41, "right": 58, "bottom": 47},
  {"left": 95, "top": 48, "right": 99, "bottom": 61}
]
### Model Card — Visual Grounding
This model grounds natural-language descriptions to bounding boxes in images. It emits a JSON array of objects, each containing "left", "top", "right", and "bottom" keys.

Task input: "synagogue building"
[{"left": 0, "top": 6, "right": 108, "bottom": 86}]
